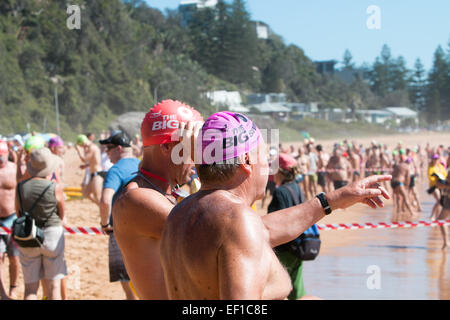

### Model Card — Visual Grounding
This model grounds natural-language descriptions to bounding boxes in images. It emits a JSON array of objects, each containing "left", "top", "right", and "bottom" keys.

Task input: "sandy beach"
[{"left": 2, "top": 131, "right": 450, "bottom": 300}]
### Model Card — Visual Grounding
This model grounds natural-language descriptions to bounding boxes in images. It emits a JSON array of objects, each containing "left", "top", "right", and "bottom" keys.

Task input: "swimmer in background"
[
  {"left": 428, "top": 154, "right": 447, "bottom": 221},
  {"left": 296, "top": 146, "right": 310, "bottom": 199},
  {"left": 434, "top": 170, "right": 450, "bottom": 249},
  {"left": 391, "top": 154, "right": 415, "bottom": 221},
  {"left": 75, "top": 134, "right": 103, "bottom": 206}
]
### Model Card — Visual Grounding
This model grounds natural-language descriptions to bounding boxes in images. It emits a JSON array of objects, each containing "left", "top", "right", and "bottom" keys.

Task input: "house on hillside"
[
  {"left": 255, "top": 21, "right": 270, "bottom": 39},
  {"left": 284, "top": 102, "right": 319, "bottom": 119},
  {"left": 245, "top": 93, "right": 290, "bottom": 120},
  {"left": 248, "top": 102, "right": 291, "bottom": 121},
  {"left": 317, "top": 108, "right": 353, "bottom": 122},
  {"left": 205, "top": 90, "right": 249, "bottom": 113},
  {"left": 356, "top": 109, "right": 393, "bottom": 124},
  {"left": 314, "top": 60, "right": 337, "bottom": 75},
  {"left": 179, "top": 0, "right": 218, "bottom": 26},
  {"left": 353, "top": 107, "right": 418, "bottom": 126},
  {"left": 385, "top": 107, "right": 418, "bottom": 125},
  {"left": 335, "top": 68, "right": 371, "bottom": 85},
  {"left": 246, "top": 93, "right": 287, "bottom": 105}
]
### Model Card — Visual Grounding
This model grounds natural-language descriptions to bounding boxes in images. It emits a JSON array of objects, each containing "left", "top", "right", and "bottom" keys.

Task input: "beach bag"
[
  {"left": 280, "top": 183, "right": 321, "bottom": 261},
  {"left": 12, "top": 181, "right": 53, "bottom": 248}
]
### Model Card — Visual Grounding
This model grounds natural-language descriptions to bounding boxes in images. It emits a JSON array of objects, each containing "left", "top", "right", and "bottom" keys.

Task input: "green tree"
[
  {"left": 342, "top": 49, "right": 354, "bottom": 70},
  {"left": 369, "top": 44, "right": 411, "bottom": 103},
  {"left": 408, "top": 58, "right": 426, "bottom": 112},
  {"left": 426, "top": 45, "right": 450, "bottom": 121}
]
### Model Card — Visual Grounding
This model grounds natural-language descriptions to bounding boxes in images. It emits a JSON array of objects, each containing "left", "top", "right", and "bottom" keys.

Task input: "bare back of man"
[
  {"left": 349, "top": 152, "right": 361, "bottom": 182},
  {"left": 77, "top": 143, "right": 103, "bottom": 205},
  {"left": 327, "top": 154, "right": 350, "bottom": 190},
  {"left": 0, "top": 162, "right": 17, "bottom": 217},
  {"left": 317, "top": 150, "right": 329, "bottom": 192},
  {"left": 391, "top": 161, "right": 414, "bottom": 220},
  {"left": 113, "top": 176, "right": 176, "bottom": 300},
  {"left": 0, "top": 158, "right": 19, "bottom": 300},
  {"left": 161, "top": 190, "right": 292, "bottom": 300}
]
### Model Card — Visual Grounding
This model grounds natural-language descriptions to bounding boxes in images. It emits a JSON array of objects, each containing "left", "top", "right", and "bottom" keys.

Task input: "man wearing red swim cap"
[
  {"left": 113, "top": 100, "right": 203, "bottom": 299},
  {"left": 160, "top": 112, "right": 393, "bottom": 300}
]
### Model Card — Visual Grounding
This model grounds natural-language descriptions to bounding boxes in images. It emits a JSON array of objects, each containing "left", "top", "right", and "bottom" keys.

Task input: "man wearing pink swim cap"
[
  {"left": 161, "top": 112, "right": 393, "bottom": 300},
  {"left": 113, "top": 100, "right": 203, "bottom": 299}
]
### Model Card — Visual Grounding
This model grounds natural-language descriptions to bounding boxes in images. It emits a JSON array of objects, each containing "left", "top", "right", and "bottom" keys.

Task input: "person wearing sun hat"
[
  {"left": 14, "top": 148, "right": 67, "bottom": 300},
  {"left": 16, "top": 135, "right": 47, "bottom": 183}
]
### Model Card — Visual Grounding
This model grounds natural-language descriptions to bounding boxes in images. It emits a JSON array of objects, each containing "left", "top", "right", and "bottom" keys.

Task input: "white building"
[
  {"left": 385, "top": 107, "right": 418, "bottom": 125},
  {"left": 255, "top": 22, "right": 269, "bottom": 40},
  {"left": 179, "top": 0, "right": 218, "bottom": 8},
  {"left": 356, "top": 109, "right": 393, "bottom": 124},
  {"left": 205, "top": 90, "right": 249, "bottom": 113}
]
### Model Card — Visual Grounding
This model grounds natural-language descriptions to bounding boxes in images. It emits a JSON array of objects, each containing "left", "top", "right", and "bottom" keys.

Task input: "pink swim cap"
[
  {"left": 48, "top": 136, "right": 64, "bottom": 148},
  {"left": 200, "top": 112, "right": 262, "bottom": 164}
]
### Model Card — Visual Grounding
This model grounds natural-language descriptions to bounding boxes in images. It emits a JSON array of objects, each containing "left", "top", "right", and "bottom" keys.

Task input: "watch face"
[{"left": 317, "top": 193, "right": 331, "bottom": 214}]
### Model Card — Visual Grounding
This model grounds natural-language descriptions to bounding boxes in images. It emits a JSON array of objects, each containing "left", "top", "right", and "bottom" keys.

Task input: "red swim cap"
[
  {"left": 278, "top": 153, "right": 297, "bottom": 170},
  {"left": 0, "top": 140, "right": 8, "bottom": 154},
  {"left": 141, "top": 100, "right": 203, "bottom": 147}
]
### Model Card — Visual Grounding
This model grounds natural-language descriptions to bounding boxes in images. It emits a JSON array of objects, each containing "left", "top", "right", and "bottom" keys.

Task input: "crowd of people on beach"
[
  {"left": 268, "top": 139, "right": 450, "bottom": 223},
  {"left": 0, "top": 100, "right": 449, "bottom": 300}
]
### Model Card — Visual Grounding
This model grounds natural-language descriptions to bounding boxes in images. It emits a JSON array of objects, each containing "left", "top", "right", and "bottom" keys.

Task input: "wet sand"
[
  {"left": 302, "top": 178, "right": 450, "bottom": 300},
  {"left": 1, "top": 131, "right": 449, "bottom": 300}
]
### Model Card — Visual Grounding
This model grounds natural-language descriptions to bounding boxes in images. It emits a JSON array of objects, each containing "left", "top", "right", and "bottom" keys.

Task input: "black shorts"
[
  {"left": 391, "top": 180, "right": 404, "bottom": 189},
  {"left": 427, "top": 186, "right": 436, "bottom": 194},
  {"left": 108, "top": 233, "right": 130, "bottom": 283},
  {"left": 409, "top": 175, "right": 415, "bottom": 188},
  {"left": 333, "top": 180, "right": 348, "bottom": 190},
  {"left": 317, "top": 172, "right": 326, "bottom": 187}
]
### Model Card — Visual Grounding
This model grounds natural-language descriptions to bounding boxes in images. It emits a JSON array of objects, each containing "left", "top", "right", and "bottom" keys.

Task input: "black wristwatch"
[{"left": 316, "top": 192, "right": 332, "bottom": 215}]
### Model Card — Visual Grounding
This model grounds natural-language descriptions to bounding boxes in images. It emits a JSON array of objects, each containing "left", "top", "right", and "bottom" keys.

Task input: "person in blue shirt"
[{"left": 99, "top": 131, "right": 140, "bottom": 300}]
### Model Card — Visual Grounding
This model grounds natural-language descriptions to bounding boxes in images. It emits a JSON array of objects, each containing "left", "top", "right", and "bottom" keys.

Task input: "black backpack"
[
  {"left": 13, "top": 181, "right": 53, "bottom": 248},
  {"left": 276, "top": 183, "right": 321, "bottom": 261}
]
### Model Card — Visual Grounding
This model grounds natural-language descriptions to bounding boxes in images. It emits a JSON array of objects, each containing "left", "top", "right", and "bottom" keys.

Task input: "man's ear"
[
  {"left": 159, "top": 143, "right": 172, "bottom": 157},
  {"left": 239, "top": 153, "right": 252, "bottom": 176}
]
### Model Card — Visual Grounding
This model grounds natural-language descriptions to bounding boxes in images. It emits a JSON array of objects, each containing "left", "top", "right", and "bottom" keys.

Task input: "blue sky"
[{"left": 145, "top": 0, "right": 450, "bottom": 71}]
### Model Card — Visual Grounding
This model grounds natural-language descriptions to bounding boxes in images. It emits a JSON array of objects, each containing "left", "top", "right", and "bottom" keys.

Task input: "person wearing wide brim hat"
[
  {"left": 15, "top": 148, "right": 67, "bottom": 300},
  {"left": 27, "top": 148, "right": 60, "bottom": 178}
]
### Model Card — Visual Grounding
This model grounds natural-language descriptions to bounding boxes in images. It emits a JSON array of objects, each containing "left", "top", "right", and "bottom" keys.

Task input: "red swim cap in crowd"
[
  {"left": 278, "top": 153, "right": 297, "bottom": 170},
  {"left": 141, "top": 100, "right": 203, "bottom": 147},
  {"left": 0, "top": 140, "right": 8, "bottom": 154}
]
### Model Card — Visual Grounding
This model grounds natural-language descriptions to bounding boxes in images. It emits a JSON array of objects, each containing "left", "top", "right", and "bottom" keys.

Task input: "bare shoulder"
[
  {"left": 113, "top": 182, "right": 174, "bottom": 238},
  {"left": 204, "top": 193, "right": 266, "bottom": 241}
]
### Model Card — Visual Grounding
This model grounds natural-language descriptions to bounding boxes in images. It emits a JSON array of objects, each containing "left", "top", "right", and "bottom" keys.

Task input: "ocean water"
[{"left": 302, "top": 180, "right": 450, "bottom": 300}]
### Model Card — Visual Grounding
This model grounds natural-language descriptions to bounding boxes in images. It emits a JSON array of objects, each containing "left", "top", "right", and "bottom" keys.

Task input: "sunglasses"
[{"left": 106, "top": 145, "right": 119, "bottom": 151}]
